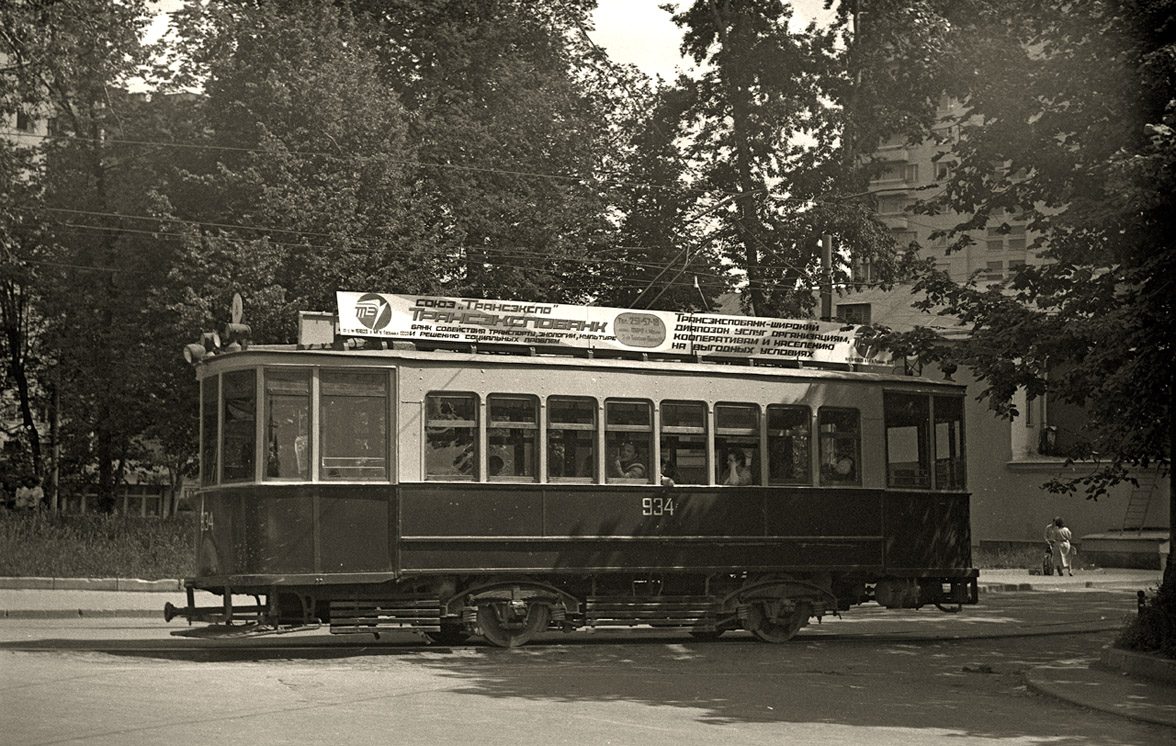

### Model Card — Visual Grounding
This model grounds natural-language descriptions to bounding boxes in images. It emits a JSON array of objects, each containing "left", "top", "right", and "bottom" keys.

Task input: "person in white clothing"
[{"left": 1044, "top": 516, "right": 1073, "bottom": 576}]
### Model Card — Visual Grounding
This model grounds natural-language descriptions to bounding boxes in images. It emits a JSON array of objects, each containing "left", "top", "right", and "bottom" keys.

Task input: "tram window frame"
[
  {"left": 320, "top": 370, "right": 389, "bottom": 481},
  {"left": 264, "top": 368, "right": 312, "bottom": 481},
  {"left": 200, "top": 375, "right": 219, "bottom": 486},
  {"left": 934, "top": 395, "right": 967, "bottom": 490},
  {"left": 767, "top": 404, "right": 811, "bottom": 485},
  {"left": 605, "top": 399, "right": 653, "bottom": 484},
  {"left": 818, "top": 407, "right": 861, "bottom": 487},
  {"left": 660, "top": 400, "right": 707, "bottom": 485},
  {"left": 424, "top": 392, "right": 479, "bottom": 482},
  {"left": 884, "top": 392, "right": 931, "bottom": 489},
  {"left": 487, "top": 394, "right": 539, "bottom": 482},
  {"left": 221, "top": 369, "right": 257, "bottom": 483},
  {"left": 547, "top": 396, "right": 597, "bottom": 483},
  {"left": 715, "top": 403, "right": 760, "bottom": 486}
]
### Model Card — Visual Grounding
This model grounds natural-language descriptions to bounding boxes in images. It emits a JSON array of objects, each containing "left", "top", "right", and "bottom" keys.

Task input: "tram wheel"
[
  {"left": 425, "top": 622, "right": 471, "bottom": 646},
  {"left": 746, "top": 601, "right": 811, "bottom": 643},
  {"left": 476, "top": 602, "right": 550, "bottom": 648}
]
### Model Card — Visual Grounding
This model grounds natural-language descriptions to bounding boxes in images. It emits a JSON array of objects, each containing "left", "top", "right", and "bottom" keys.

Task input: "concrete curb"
[
  {"left": 0, "top": 577, "right": 182, "bottom": 592},
  {"left": 1099, "top": 645, "right": 1176, "bottom": 685}
]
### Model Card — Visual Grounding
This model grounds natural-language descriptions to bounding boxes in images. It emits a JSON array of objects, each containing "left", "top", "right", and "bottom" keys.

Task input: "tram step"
[
  {"left": 585, "top": 595, "right": 721, "bottom": 625},
  {"left": 329, "top": 598, "right": 442, "bottom": 633}
]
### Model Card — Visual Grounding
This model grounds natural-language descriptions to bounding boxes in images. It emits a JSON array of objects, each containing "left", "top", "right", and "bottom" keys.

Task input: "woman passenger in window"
[
  {"left": 722, "top": 449, "right": 754, "bottom": 486},
  {"left": 611, "top": 442, "right": 647, "bottom": 480}
]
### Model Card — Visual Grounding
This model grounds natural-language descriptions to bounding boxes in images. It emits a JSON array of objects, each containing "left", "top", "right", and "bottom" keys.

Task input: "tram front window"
[
  {"left": 320, "top": 371, "right": 388, "bottom": 481},
  {"left": 488, "top": 395, "right": 537, "bottom": 481},
  {"left": 426, "top": 393, "right": 478, "bottom": 481},
  {"left": 265, "top": 369, "right": 310, "bottom": 480},
  {"left": 222, "top": 369, "right": 256, "bottom": 482},
  {"left": 201, "top": 376, "right": 219, "bottom": 485},
  {"left": 885, "top": 393, "right": 930, "bottom": 488},
  {"left": 934, "top": 395, "right": 966, "bottom": 489},
  {"left": 548, "top": 397, "right": 596, "bottom": 482},
  {"left": 660, "top": 400, "right": 707, "bottom": 485}
]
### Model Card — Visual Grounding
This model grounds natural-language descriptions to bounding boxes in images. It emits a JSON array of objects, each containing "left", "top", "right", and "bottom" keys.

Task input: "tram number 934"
[{"left": 641, "top": 497, "right": 675, "bottom": 516}]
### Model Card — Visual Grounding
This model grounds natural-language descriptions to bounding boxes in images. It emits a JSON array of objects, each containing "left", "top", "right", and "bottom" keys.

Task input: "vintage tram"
[{"left": 166, "top": 294, "right": 977, "bottom": 647}]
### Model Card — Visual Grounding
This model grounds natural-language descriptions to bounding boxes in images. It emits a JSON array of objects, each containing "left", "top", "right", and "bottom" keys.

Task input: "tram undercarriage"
[{"left": 164, "top": 572, "right": 979, "bottom": 647}]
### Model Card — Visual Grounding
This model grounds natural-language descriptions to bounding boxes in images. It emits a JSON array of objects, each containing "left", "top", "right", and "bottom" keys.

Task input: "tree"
[
  {"left": 1, "top": 0, "right": 157, "bottom": 509},
  {"left": 354, "top": 0, "right": 624, "bottom": 305},
  {"left": 870, "top": 0, "right": 1173, "bottom": 584}
]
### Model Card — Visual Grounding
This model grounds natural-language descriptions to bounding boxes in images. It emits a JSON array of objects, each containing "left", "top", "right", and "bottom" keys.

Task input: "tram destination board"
[{"left": 337, "top": 292, "right": 872, "bottom": 364}]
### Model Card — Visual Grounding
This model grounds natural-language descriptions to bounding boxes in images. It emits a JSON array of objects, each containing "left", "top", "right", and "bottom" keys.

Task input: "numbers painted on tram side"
[{"left": 642, "top": 497, "right": 675, "bottom": 516}]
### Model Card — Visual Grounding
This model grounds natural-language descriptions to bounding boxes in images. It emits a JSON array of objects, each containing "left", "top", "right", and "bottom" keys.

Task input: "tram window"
[
  {"left": 425, "top": 393, "right": 478, "bottom": 481},
  {"left": 660, "top": 400, "right": 707, "bottom": 485},
  {"left": 934, "top": 395, "right": 966, "bottom": 489},
  {"left": 201, "top": 376, "right": 219, "bottom": 486},
  {"left": 606, "top": 399, "right": 652, "bottom": 484},
  {"left": 818, "top": 408, "right": 860, "bottom": 486},
  {"left": 548, "top": 397, "right": 596, "bottom": 482},
  {"left": 264, "top": 369, "right": 310, "bottom": 480},
  {"left": 488, "top": 395, "right": 538, "bottom": 481},
  {"left": 715, "top": 404, "right": 760, "bottom": 486},
  {"left": 320, "top": 371, "right": 388, "bottom": 481},
  {"left": 884, "top": 393, "right": 931, "bottom": 488},
  {"left": 767, "top": 405, "right": 811, "bottom": 485},
  {"left": 221, "top": 369, "right": 256, "bottom": 482}
]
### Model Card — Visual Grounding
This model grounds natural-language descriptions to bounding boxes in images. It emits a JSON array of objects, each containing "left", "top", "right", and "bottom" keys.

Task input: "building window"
[
  {"left": 767, "top": 405, "right": 810, "bottom": 485},
  {"left": 15, "top": 111, "right": 35, "bottom": 132},
  {"left": 548, "top": 397, "right": 596, "bottom": 482},
  {"left": 606, "top": 399, "right": 652, "bottom": 483},
  {"left": 837, "top": 303, "right": 871, "bottom": 325},
  {"left": 982, "top": 260, "right": 1004, "bottom": 280},
  {"left": 487, "top": 395, "right": 538, "bottom": 481},
  {"left": 660, "top": 400, "right": 707, "bottom": 485},
  {"left": 904, "top": 164, "right": 919, "bottom": 183},
  {"left": 935, "top": 161, "right": 953, "bottom": 179},
  {"left": 264, "top": 369, "right": 310, "bottom": 480},
  {"left": 819, "top": 408, "right": 860, "bottom": 486},
  {"left": 322, "top": 371, "right": 389, "bottom": 480},
  {"left": 715, "top": 404, "right": 760, "bottom": 486},
  {"left": 221, "top": 369, "right": 256, "bottom": 483}
]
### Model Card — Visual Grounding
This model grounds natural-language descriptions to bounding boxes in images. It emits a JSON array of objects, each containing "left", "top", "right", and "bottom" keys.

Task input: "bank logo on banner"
[{"left": 355, "top": 293, "right": 392, "bottom": 331}]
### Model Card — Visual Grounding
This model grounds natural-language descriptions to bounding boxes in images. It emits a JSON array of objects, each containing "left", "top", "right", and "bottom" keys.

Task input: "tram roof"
[{"left": 195, "top": 342, "right": 964, "bottom": 390}]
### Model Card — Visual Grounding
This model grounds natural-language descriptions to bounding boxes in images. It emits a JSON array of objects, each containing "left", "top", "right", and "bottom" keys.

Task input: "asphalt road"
[{"left": 1, "top": 589, "right": 1171, "bottom": 746}]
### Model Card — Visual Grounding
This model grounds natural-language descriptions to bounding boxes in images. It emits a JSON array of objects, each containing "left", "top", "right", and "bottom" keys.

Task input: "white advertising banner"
[{"left": 336, "top": 292, "right": 869, "bottom": 365}]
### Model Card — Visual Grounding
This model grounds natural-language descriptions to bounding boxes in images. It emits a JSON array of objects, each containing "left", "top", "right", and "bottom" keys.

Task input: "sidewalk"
[{"left": 2, "top": 570, "right": 1173, "bottom": 728}]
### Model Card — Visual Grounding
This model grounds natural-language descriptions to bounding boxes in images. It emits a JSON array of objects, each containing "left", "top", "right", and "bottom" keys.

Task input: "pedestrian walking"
[{"left": 1044, "top": 516, "right": 1073, "bottom": 576}]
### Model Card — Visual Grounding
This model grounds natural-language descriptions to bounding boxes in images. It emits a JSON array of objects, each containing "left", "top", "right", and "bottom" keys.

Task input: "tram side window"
[
  {"left": 606, "top": 399, "right": 652, "bottom": 484},
  {"left": 934, "top": 395, "right": 966, "bottom": 489},
  {"left": 488, "top": 395, "right": 538, "bottom": 481},
  {"left": 884, "top": 393, "right": 931, "bottom": 488},
  {"left": 221, "top": 369, "right": 256, "bottom": 482},
  {"left": 265, "top": 369, "right": 310, "bottom": 480},
  {"left": 818, "top": 407, "right": 860, "bottom": 486},
  {"left": 320, "top": 371, "right": 388, "bottom": 481},
  {"left": 660, "top": 400, "right": 707, "bottom": 485},
  {"left": 715, "top": 404, "right": 760, "bottom": 486},
  {"left": 548, "top": 397, "right": 596, "bottom": 482},
  {"left": 425, "top": 393, "right": 478, "bottom": 481},
  {"left": 201, "top": 376, "right": 219, "bottom": 485},
  {"left": 767, "top": 405, "right": 810, "bottom": 485}
]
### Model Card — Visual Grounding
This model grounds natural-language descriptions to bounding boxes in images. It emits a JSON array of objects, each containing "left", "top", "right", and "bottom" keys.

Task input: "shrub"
[
  {"left": 0, "top": 511, "right": 197, "bottom": 579},
  {"left": 1115, "top": 578, "right": 1176, "bottom": 660}
]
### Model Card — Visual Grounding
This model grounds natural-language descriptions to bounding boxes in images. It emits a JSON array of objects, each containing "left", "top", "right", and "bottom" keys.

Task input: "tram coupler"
[{"left": 163, "top": 601, "right": 268, "bottom": 624}]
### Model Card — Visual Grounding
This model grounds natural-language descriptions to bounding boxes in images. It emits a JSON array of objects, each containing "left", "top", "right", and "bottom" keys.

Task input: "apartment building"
[{"left": 832, "top": 102, "right": 1170, "bottom": 566}]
